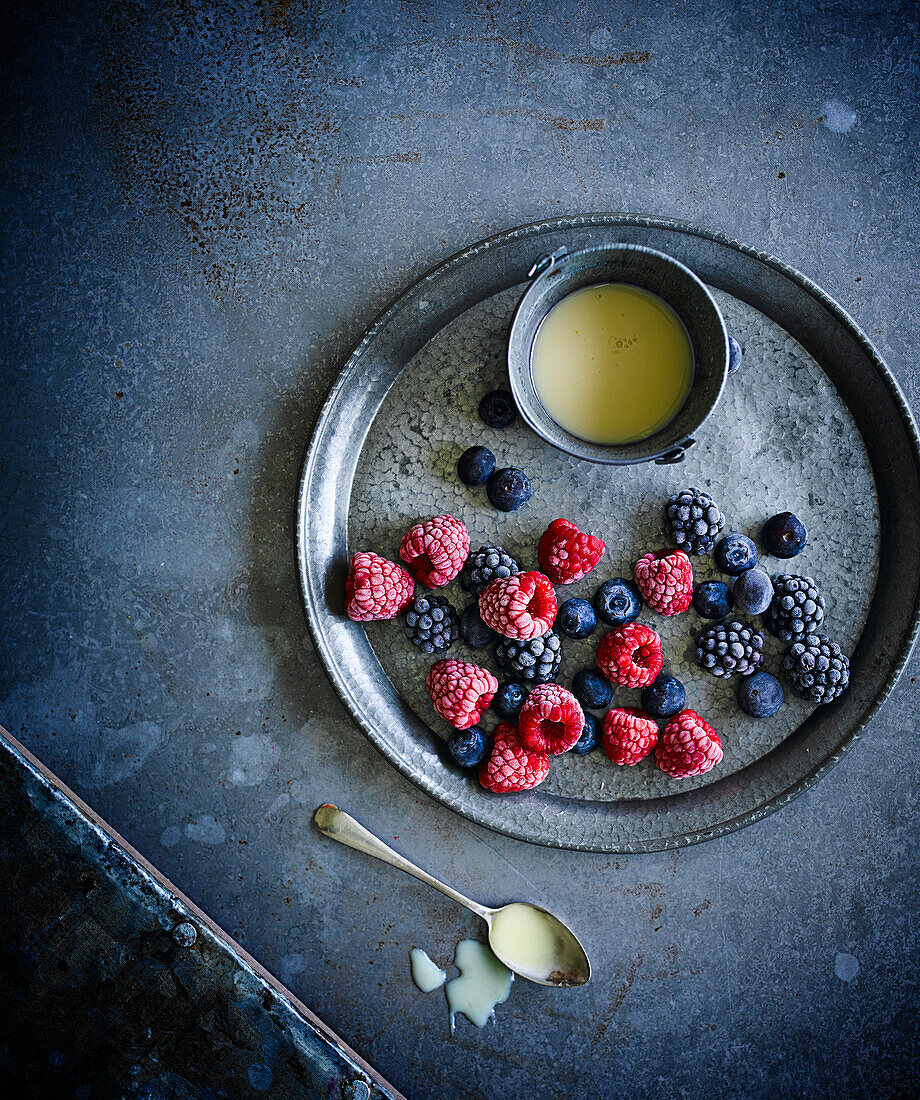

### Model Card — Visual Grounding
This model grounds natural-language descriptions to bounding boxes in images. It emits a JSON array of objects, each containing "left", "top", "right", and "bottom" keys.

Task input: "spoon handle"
[{"left": 313, "top": 805, "right": 490, "bottom": 921}]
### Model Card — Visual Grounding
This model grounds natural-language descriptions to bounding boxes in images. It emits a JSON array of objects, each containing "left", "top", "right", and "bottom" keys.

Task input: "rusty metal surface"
[{"left": 2, "top": 0, "right": 920, "bottom": 1096}]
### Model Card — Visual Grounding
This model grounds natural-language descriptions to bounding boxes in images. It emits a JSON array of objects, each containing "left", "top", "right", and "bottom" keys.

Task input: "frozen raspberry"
[
  {"left": 537, "top": 519, "right": 606, "bottom": 585},
  {"left": 479, "top": 722, "right": 549, "bottom": 793},
  {"left": 479, "top": 570, "right": 558, "bottom": 640},
  {"left": 634, "top": 549, "right": 693, "bottom": 616},
  {"left": 344, "top": 552, "right": 415, "bottom": 622},
  {"left": 602, "top": 707, "right": 659, "bottom": 766},
  {"left": 655, "top": 710, "right": 723, "bottom": 778},
  {"left": 400, "top": 514, "right": 470, "bottom": 588},
  {"left": 518, "top": 684, "right": 584, "bottom": 755},
  {"left": 426, "top": 658, "right": 498, "bottom": 730},
  {"left": 596, "top": 623, "right": 663, "bottom": 689}
]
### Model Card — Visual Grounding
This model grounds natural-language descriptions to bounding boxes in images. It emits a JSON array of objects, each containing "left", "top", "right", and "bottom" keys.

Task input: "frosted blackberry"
[
  {"left": 696, "top": 620, "right": 765, "bottom": 678},
  {"left": 664, "top": 487, "right": 725, "bottom": 556},
  {"left": 763, "top": 574, "right": 825, "bottom": 643},
  {"left": 783, "top": 633, "right": 849, "bottom": 704},
  {"left": 495, "top": 631, "right": 562, "bottom": 684},
  {"left": 403, "top": 595, "right": 459, "bottom": 654},
  {"left": 460, "top": 544, "right": 519, "bottom": 596}
]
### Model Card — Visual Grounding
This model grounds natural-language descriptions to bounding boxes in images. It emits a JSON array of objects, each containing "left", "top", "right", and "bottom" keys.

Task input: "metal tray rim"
[{"left": 296, "top": 212, "right": 920, "bottom": 852}]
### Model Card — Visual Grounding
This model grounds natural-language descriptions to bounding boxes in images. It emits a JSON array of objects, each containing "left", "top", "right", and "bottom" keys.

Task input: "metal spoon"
[{"left": 313, "top": 804, "right": 591, "bottom": 988}]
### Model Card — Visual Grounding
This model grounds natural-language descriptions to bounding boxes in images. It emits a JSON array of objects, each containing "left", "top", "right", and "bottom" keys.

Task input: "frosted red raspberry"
[
  {"left": 602, "top": 707, "right": 659, "bottom": 766},
  {"left": 479, "top": 722, "right": 549, "bottom": 793},
  {"left": 596, "top": 623, "right": 663, "bottom": 688},
  {"left": 655, "top": 709, "right": 723, "bottom": 778},
  {"left": 537, "top": 518, "right": 606, "bottom": 585},
  {"left": 426, "top": 658, "right": 497, "bottom": 730},
  {"left": 634, "top": 548, "right": 693, "bottom": 615},
  {"left": 518, "top": 683, "right": 584, "bottom": 755},
  {"left": 479, "top": 570, "right": 558, "bottom": 640},
  {"left": 344, "top": 552, "right": 415, "bottom": 621},
  {"left": 400, "top": 514, "right": 470, "bottom": 588}
]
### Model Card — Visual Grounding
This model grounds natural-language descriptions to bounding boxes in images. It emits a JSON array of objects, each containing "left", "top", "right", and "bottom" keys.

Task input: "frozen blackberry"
[
  {"left": 696, "top": 620, "right": 765, "bottom": 678},
  {"left": 460, "top": 545, "right": 520, "bottom": 596},
  {"left": 763, "top": 574, "right": 825, "bottom": 643},
  {"left": 403, "top": 595, "right": 459, "bottom": 654},
  {"left": 495, "top": 631, "right": 562, "bottom": 684},
  {"left": 783, "top": 633, "right": 849, "bottom": 704},
  {"left": 664, "top": 487, "right": 725, "bottom": 556}
]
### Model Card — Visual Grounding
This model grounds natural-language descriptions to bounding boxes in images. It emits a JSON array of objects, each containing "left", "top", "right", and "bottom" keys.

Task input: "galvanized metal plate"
[{"left": 296, "top": 215, "right": 920, "bottom": 852}]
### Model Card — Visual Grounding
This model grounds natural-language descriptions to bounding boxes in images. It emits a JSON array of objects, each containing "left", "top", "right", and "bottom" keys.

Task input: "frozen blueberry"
[
  {"left": 640, "top": 674, "right": 686, "bottom": 719},
  {"left": 593, "top": 578, "right": 642, "bottom": 626},
  {"left": 733, "top": 569, "right": 774, "bottom": 615},
  {"left": 693, "top": 580, "right": 734, "bottom": 619},
  {"left": 762, "top": 511, "right": 807, "bottom": 558},
  {"left": 737, "top": 671, "right": 784, "bottom": 718},
  {"left": 727, "top": 335, "right": 743, "bottom": 375},
  {"left": 714, "top": 533, "right": 758, "bottom": 576},
  {"left": 572, "top": 712, "right": 600, "bottom": 755},
  {"left": 492, "top": 681, "right": 527, "bottom": 720},
  {"left": 457, "top": 445, "right": 496, "bottom": 486},
  {"left": 460, "top": 604, "right": 497, "bottom": 648},
  {"left": 557, "top": 598, "right": 596, "bottom": 639},
  {"left": 478, "top": 389, "right": 517, "bottom": 429},
  {"left": 572, "top": 669, "right": 612, "bottom": 710},
  {"left": 487, "top": 467, "right": 531, "bottom": 511},
  {"left": 448, "top": 725, "right": 489, "bottom": 767}
]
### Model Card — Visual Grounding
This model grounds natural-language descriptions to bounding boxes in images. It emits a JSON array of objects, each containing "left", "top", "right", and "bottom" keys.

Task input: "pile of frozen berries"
[{"left": 343, "top": 393, "right": 851, "bottom": 794}]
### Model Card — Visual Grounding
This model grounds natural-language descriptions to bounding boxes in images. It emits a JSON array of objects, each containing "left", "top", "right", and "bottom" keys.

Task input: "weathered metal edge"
[
  {"left": 0, "top": 723, "right": 407, "bottom": 1100},
  {"left": 295, "top": 212, "right": 920, "bottom": 853}
]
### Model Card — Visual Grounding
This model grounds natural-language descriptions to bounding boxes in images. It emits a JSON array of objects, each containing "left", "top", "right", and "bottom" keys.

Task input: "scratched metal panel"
[{"left": 0, "top": 728, "right": 402, "bottom": 1100}]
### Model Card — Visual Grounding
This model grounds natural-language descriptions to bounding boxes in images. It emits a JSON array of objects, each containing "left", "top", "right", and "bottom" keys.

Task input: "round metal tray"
[{"left": 296, "top": 214, "right": 920, "bottom": 852}]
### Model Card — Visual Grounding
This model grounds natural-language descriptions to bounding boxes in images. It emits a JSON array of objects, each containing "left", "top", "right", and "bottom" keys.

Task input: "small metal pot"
[{"left": 508, "top": 244, "right": 729, "bottom": 464}]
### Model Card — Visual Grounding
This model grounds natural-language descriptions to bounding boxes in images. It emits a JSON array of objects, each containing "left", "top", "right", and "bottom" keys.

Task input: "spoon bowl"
[
  {"left": 314, "top": 805, "right": 591, "bottom": 988},
  {"left": 486, "top": 901, "right": 590, "bottom": 987}
]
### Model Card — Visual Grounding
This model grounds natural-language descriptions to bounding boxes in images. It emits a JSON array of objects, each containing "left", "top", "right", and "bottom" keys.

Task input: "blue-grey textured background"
[{"left": 2, "top": 1, "right": 919, "bottom": 1096}]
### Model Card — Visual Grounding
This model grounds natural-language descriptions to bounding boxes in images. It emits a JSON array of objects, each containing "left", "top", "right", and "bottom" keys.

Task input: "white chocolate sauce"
[
  {"left": 444, "top": 939, "right": 513, "bottom": 1031},
  {"left": 410, "top": 939, "right": 514, "bottom": 1030},
  {"left": 489, "top": 902, "right": 568, "bottom": 980},
  {"left": 409, "top": 948, "right": 447, "bottom": 993},
  {"left": 532, "top": 282, "right": 693, "bottom": 445}
]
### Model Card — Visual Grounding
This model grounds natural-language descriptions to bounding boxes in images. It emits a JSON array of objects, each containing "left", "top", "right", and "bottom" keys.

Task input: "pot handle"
[
  {"left": 527, "top": 247, "right": 569, "bottom": 279},
  {"left": 654, "top": 438, "right": 696, "bottom": 465}
]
